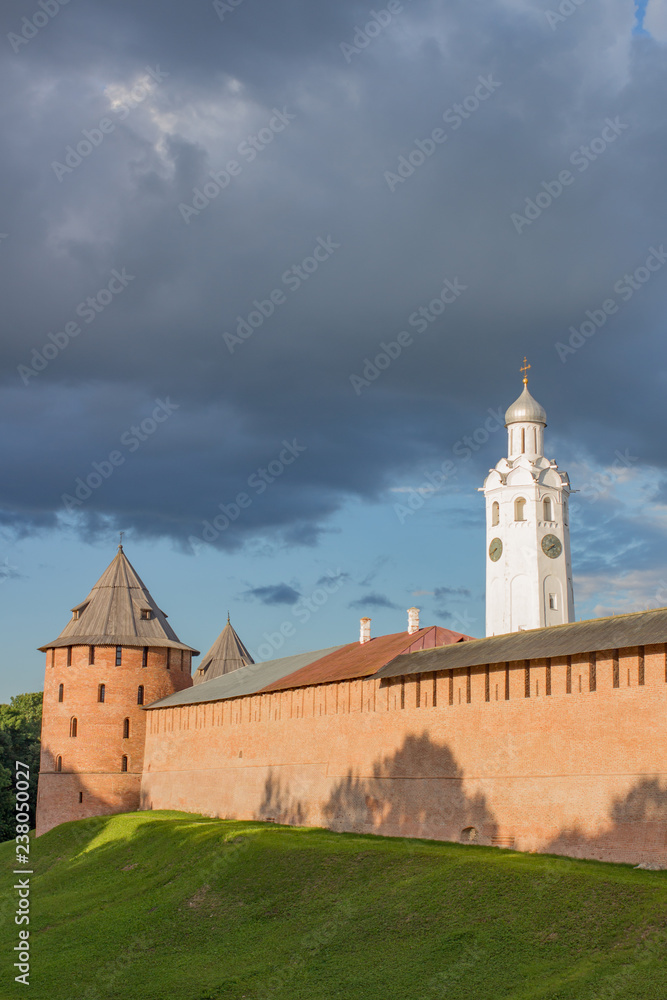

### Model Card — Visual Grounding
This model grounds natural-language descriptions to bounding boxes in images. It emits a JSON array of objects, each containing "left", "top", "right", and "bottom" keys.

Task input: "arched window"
[
  {"left": 98, "top": 684, "right": 105, "bottom": 703},
  {"left": 58, "top": 684, "right": 64, "bottom": 703},
  {"left": 543, "top": 496, "right": 553, "bottom": 521},
  {"left": 123, "top": 718, "right": 130, "bottom": 739},
  {"left": 521, "top": 428, "right": 526, "bottom": 453},
  {"left": 492, "top": 501, "right": 500, "bottom": 526},
  {"left": 56, "top": 756, "right": 62, "bottom": 772},
  {"left": 514, "top": 497, "right": 526, "bottom": 521},
  {"left": 137, "top": 686, "right": 144, "bottom": 706},
  {"left": 70, "top": 717, "right": 78, "bottom": 738},
  {"left": 121, "top": 755, "right": 128, "bottom": 773}
]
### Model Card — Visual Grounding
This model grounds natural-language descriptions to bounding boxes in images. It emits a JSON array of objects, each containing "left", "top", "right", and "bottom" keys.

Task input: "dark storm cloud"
[
  {"left": 434, "top": 586, "right": 471, "bottom": 600},
  {"left": 239, "top": 583, "right": 301, "bottom": 605},
  {"left": 348, "top": 593, "right": 399, "bottom": 610},
  {"left": 1, "top": 0, "right": 666, "bottom": 566}
]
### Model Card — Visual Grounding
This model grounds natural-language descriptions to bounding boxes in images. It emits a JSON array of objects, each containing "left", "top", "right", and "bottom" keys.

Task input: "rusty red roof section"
[{"left": 259, "top": 626, "right": 474, "bottom": 692}]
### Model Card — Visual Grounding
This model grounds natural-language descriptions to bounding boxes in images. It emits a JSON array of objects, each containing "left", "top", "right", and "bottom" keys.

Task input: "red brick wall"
[
  {"left": 141, "top": 643, "right": 667, "bottom": 865},
  {"left": 36, "top": 644, "right": 192, "bottom": 835}
]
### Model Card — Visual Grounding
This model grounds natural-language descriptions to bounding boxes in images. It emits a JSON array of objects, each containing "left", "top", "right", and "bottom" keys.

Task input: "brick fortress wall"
[
  {"left": 141, "top": 643, "right": 667, "bottom": 865},
  {"left": 37, "top": 644, "right": 192, "bottom": 836}
]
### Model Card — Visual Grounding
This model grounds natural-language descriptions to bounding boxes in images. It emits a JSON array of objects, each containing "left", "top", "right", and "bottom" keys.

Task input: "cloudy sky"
[{"left": 1, "top": 0, "right": 666, "bottom": 701}]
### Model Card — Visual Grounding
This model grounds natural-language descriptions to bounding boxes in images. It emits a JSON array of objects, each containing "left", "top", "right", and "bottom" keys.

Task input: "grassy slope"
[{"left": 1, "top": 812, "right": 667, "bottom": 1000}]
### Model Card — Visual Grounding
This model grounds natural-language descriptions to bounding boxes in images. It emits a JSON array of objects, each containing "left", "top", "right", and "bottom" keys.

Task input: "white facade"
[{"left": 482, "top": 382, "right": 575, "bottom": 636}]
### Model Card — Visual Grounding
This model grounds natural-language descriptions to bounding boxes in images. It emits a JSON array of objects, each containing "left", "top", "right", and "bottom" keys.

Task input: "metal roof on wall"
[
  {"left": 146, "top": 645, "right": 345, "bottom": 709},
  {"left": 376, "top": 607, "right": 667, "bottom": 680},
  {"left": 260, "top": 626, "right": 473, "bottom": 693}
]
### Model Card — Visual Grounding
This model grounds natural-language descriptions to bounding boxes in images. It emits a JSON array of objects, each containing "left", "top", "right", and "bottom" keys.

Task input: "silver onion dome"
[{"left": 505, "top": 385, "right": 547, "bottom": 426}]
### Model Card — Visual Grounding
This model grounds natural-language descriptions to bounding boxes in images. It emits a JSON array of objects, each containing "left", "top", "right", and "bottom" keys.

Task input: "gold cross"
[{"left": 520, "top": 357, "right": 531, "bottom": 384}]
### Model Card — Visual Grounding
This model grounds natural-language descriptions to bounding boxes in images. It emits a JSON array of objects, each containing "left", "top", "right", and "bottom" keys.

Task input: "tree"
[{"left": 0, "top": 693, "right": 42, "bottom": 840}]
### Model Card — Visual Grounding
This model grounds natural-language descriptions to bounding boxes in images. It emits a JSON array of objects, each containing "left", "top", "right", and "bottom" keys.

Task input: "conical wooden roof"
[
  {"left": 193, "top": 616, "right": 253, "bottom": 685},
  {"left": 38, "top": 546, "right": 199, "bottom": 653}
]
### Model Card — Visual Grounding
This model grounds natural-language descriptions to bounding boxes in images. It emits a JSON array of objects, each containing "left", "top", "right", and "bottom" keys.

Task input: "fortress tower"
[
  {"left": 35, "top": 545, "right": 199, "bottom": 836},
  {"left": 482, "top": 362, "right": 575, "bottom": 636}
]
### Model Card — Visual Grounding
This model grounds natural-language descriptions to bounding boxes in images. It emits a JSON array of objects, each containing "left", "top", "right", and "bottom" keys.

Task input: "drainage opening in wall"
[{"left": 460, "top": 827, "right": 478, "bottom": 844}]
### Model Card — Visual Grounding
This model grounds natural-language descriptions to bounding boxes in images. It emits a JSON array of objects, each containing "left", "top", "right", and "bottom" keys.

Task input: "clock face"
[
  {"left": 489, "top": 537, "right": 503, "bottom": 562},
  {"left": 542, "top": 533, "right": 562, "bottom": 559}
]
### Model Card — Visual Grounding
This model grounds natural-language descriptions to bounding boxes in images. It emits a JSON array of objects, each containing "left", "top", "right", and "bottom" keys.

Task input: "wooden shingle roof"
[
  {"left": 376, "top": 607, "right": 667, "bottom": 680},
  {"left": 38, "top": 545, "right": 199, "bottom": 653},
  {"left": 193, "top": 617, "right": 254, "bottom": 685}
]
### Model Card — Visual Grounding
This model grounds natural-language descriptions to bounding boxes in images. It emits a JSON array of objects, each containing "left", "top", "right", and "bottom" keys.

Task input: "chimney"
[
  {"left": 359, "top": 618, "right": 372, "bottom": 644},
  {"left": 407, "top": 607, "right": 420, "bottom": 635}
]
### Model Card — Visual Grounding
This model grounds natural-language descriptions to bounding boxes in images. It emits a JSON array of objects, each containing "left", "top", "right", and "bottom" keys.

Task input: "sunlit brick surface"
[
  {"left": 140, "top": 643, "right": 667, "bottom": 865},
  {"left": 36, "top": 644, "right": 192, "bottom": 835}
]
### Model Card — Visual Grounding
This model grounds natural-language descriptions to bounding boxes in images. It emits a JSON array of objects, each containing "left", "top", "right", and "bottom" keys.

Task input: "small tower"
[
  {"left": 482, "top": 361, "right": 575, "bottom": 636},
  {"left": 193, "top": 613, "right": 254, "bottom": 684},
  {"left": 36, "top": 545, "right": 199, "bottom": 836}
]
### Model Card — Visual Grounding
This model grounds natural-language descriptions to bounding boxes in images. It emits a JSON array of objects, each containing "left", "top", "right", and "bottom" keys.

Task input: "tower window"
[
  {"left": 543, "top": 497, "right": 553, "bottom": 521},
  {"left": 67, "top": 646, "right": 72, "bottom": 666},
  {"left": 121, "top": 755, "right": 128, "bottom": 773},
  {"left": 78, "top": 792, "right": 83, "bottom": 803},
  {"left": 548, "top": 593, "right": 558, "bottom": 611},
  {"left": 181, "top": 649, "right": 185, "bottom": 671},
  {"left": 89, "top": 646, "right": 95, "bottom": 665},
  {"left": 521, "top": 428, "right": 526, "bottom": 453},
  {"left": 142, "top": 647, "right": 148, "bottom": 668},
  {"left": 56, "top": 756, "right": 62, "bottom": 772},
  {"left": 514, "top": 497, "right": 526, "bottom": 521},
  {"left": 137, "top": 685, "right": 144, "bottom": 705},
  {"left": 166, "top": 649, "right": 171, "bottom": 670},
  {"left": 58, "top": 683, "right": 64, "bottom": 703},
  {"left": 115, "top": 646, "right": 122, "bottom": 666},
  {"left": 98, "top": 684, "right": 106, "bottom": 703},
  {"left": 492, "top": 502, "right": 500, "bottom": 526},
  {"left": 50, "top": 649, "right": 55, "bottom": 668},
  {"left": 123, "top": 718, "right": 130, "bottom": 739},
  {"left": 72, "top": 610, "right": 80, "bottom": 620},
  {"left": 140, "top": 609, "right": 152, "bottom": 620},
  {"left": 70, "top": 717, "right": 78, "bottom": 738}
]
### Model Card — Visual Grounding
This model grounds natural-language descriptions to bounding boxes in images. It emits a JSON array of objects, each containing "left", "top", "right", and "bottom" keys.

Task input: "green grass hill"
[{"left": 2, "top": 811, "right": 667, "bottom": 999}]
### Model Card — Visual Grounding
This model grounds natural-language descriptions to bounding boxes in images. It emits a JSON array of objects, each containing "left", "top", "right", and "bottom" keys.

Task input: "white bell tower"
[{"left": 482, "top": 360, "right": 575, "bottom": 636}]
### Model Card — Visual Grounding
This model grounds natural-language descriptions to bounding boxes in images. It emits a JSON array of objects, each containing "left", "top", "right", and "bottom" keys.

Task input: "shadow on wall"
[
  {"left": 259, "top": 732, "right": 499, "bottom": 844},
  {"left": 258, "top": 771, "right": 308, "bottom": 827},
  {"left": 257, "top": 736, "right": 667, "bottom": 862},
  {"left": 545, "top": 777, "right": 667, "bottom": 862}
]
